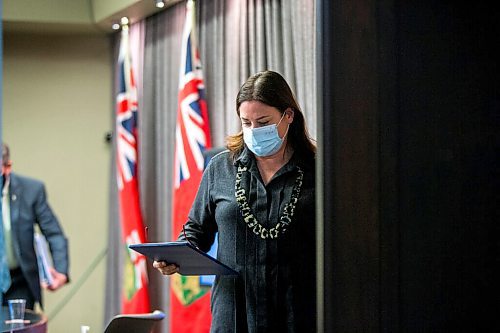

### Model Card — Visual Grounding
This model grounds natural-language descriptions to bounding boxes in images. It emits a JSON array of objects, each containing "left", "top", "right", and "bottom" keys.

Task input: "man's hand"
[{"left": 41, "top": 267, "right": 68, "bottom": 291}]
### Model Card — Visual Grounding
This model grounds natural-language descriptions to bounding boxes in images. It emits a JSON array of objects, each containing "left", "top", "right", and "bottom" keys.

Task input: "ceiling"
[{"left": 2, "top": 0, "right": 183, "bottom": 35}]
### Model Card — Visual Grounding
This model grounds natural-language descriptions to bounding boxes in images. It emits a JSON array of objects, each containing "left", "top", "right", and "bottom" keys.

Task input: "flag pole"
[{"left": 115, "top": 15, "right": 150, "bottom": 314}]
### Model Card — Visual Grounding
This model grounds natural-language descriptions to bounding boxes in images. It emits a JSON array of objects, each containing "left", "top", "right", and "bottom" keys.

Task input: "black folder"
[{"left": 129, "top": 241, "right": 238, "bottom": 276}]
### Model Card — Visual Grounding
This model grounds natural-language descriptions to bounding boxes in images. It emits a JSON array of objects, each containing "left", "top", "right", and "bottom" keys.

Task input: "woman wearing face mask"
[{"left": 154, "top": 70, "right": 316, "bottom": 332}]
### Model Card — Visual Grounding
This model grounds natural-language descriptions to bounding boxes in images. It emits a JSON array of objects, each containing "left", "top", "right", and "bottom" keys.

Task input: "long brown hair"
[{"left": 226, "top": 70, "right": 316, "bottom": 159}]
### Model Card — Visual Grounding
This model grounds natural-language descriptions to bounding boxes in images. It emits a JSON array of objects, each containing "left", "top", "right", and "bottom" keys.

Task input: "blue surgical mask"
[{"left": 243, "top": 113, "right": 289, "bottom": 157}]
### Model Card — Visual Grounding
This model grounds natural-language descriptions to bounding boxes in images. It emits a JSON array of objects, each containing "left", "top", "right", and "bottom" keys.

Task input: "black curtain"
[{"left": 318, "top": 0, "right": 498, "bottom": 331}]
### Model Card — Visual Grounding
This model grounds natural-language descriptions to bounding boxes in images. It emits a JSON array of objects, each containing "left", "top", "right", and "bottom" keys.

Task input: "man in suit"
[{"left": 1, "top": 143, "right": 69, "bottom": 309}]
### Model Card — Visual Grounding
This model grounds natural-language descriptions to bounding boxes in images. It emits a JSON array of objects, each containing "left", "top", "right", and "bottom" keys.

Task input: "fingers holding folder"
[{"left": 152, "top": 261, "right": 179, "bottom": 276}]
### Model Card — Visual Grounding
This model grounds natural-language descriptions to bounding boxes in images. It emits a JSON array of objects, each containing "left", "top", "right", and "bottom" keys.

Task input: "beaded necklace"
[{"left": 235, "top": 164, "right": 304, "bottom": 239}]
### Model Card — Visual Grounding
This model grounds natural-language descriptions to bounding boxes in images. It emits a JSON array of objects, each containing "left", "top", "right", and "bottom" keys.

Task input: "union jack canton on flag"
[{"left": 174, "top": 13, "right": 212, "bottom": 187}]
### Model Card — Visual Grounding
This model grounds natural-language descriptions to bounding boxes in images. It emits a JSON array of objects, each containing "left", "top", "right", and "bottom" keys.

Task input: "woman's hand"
[{"left": 153, "top": 260, "right": 180, "bottom": 275}]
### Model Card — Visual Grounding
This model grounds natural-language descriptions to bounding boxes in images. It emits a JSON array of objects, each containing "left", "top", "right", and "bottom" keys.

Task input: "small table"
[{"left": 1, "top": 307, "right": 47, "bottom": 333}]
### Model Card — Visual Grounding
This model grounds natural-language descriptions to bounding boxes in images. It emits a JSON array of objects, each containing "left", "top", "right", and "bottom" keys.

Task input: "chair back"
[{"left": 104, "top": 310, "right": 165, "bottom": 333}]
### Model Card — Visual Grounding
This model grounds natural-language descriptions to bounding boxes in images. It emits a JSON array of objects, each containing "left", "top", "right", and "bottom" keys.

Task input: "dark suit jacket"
[{"left": 8, "top": 172, "right": 69, "bottom": 306}]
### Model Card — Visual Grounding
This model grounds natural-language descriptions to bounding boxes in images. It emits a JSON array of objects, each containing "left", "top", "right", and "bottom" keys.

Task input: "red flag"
[
  {"left": 116, "top": 24, "right": 150, "bottom": 314},
  {"left": 171, "top": 1, "right": 212, "bottom": 332}
]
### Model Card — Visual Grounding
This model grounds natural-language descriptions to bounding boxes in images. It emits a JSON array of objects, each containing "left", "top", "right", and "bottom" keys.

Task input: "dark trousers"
[{"left": 1, "top": 267, "right": 36, "bottom": 310}]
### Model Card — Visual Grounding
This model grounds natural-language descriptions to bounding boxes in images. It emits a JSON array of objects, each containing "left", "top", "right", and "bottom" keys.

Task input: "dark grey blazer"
[{"left": 8, "top": 172, "right": 69, "bottom": 306}]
